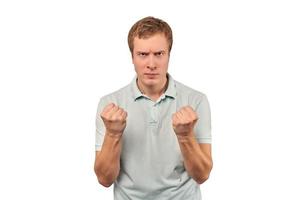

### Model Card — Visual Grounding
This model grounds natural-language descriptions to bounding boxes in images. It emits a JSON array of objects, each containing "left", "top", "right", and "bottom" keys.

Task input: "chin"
[{"left": 143, "top": 79, "right": 159, "bottom": 86}]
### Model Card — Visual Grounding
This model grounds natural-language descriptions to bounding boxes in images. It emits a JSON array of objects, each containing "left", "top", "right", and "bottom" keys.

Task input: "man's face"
[{"left": 132, "top": 33, "right": 170, "bottom": 88}]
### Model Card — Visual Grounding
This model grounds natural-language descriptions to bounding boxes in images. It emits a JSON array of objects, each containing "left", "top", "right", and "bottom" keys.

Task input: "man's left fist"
[{"left": 172, "top": 106, "right": 198, "bottom": 137}]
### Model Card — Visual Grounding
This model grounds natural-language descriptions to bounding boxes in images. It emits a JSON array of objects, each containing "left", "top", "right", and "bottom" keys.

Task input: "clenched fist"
[
  {"left": 172, "top": 106, "right": 198, "bottom": 137},
  {"left": 100, "top": 103, "right": 128, "bottom": 137}
]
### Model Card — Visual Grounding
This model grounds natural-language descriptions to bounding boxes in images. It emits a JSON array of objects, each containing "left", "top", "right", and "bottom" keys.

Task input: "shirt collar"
[{"left": 131, "top": 73, "right": 177, "bottom": 101}]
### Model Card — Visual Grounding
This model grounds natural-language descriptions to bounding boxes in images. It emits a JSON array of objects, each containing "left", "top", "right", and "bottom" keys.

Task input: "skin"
[
  {"left": 172, "top": 106, "right": 213, "bottom": 184},
  {"left": 132, "top": 33, "right": 170, "bottom": 101},
  {"left": 94, "top": 103, "right": 127, "bottom": 187},
  {"left": 94, "top": 33, "right": 213, "bottom": 187}
]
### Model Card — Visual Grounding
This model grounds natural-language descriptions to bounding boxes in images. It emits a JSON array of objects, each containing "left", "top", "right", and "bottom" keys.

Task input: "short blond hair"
[{"left": 128, "top": 16, "right": 173, "bottom": 55}]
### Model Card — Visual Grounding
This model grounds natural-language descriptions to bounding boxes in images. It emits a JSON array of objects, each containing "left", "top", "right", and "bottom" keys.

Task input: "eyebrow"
[
  {"left": 136, "top": 50, "right": 166, "bottom": 54},
  {"left": 154, "top": 50, "right": 165, "bottom": 54},
  {"left": 137, "top": 51, "right": 150, "bottom": 55}
]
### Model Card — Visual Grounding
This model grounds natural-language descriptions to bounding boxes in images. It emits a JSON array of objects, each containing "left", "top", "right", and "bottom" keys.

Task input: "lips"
[
  {"left": 144, "top": 73, "right": 158, "bottom": 79},
  {"left": 144, "top": 73, "right": 159, "bottom": 76}
]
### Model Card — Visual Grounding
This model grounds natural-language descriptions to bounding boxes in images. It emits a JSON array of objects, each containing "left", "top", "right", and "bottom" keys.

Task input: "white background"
[{"left": 1, "top": 0, "right": 299, "bottom": 199}]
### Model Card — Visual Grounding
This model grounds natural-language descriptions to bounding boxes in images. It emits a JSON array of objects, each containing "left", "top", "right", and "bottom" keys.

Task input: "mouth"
[
  {"left": 144, "top": 73, "right": 159, "bottom": 79},
  {"left": 144, "top": 73, "right": 159, "bottom": 76}
]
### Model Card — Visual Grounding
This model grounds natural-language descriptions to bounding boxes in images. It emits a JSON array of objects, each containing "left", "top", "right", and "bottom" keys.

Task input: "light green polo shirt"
[{"left": 95, "top": 73, "right": 211, "bottom": 200}]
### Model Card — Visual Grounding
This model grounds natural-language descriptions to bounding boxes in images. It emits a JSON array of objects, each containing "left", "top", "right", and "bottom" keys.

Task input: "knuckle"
[
  {"left": 183, "top": 120, "right": 189, "bottom": 125},
  {"left": 107, "top": 117, "right": 113, "bottom": 122},
  {"left": 111, "top": 116, "right": 117, "bottom": 121},
  {"left": 100, "top": 113, "right": 107, "bottom": 120},
  {"left": 117, "top": 116, "right": 123, "bottom": 121}
]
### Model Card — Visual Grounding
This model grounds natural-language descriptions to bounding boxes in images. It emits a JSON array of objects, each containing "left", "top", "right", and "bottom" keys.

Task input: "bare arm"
[
  {"left": 94, "top": 103, "right": 127, "bottom": 187},
  {"left": 94, "top": 133, "right": 122, "bottom": 187},
  {"left": 177, "top": 135, "right": 212, "bottom": 184},
  {"left": 172, "top": 106, "right": 213, "bottom": 184}
]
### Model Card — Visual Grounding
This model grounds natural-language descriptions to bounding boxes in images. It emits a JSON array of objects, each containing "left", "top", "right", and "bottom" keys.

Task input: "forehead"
[{"left": 133, "top": 33, "right": 168, "bottom": 52}]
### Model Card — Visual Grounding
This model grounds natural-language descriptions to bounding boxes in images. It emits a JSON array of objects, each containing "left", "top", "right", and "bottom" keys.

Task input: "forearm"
[
  {"left": 94, "top": 132, "right": 122, "bottom": 187},
  {"left": 177, "top": 133, "right": 212, "bottom": 184}
]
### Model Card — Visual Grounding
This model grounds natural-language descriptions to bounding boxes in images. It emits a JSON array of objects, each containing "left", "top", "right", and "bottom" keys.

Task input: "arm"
[
  {"left": 176, "top": 134, "right": 212, "bottom": 184},
  {"left": 94, "top": 103, "right": 127, "bottom": 187},
  {"left": 172, "top": 106, "right": 213, "bottom": 184},
  {"left": 94, "top": 133, "right": 122, "bottom": 187}
]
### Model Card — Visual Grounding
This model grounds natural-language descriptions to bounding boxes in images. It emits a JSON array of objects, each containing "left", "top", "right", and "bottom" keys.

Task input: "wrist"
[
  {"left": 176, "top": 132, "right": 195, "bottom": 142},
  {"left": 106, "top": 131, "right": 123, "bottom": 139}
]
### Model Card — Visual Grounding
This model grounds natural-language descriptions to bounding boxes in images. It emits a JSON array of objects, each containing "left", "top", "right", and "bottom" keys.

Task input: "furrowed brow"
[
  {"left": 154, "top": 50, "right": 165, "bottom": 55},
  {"left": 137, "top": 51, "right": 150, "bottom": 55}
]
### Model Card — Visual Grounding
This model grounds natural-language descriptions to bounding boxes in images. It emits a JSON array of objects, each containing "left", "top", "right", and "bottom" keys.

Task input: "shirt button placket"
[{"left": 149, "top": 102, "right": 159, "bottom": 131}]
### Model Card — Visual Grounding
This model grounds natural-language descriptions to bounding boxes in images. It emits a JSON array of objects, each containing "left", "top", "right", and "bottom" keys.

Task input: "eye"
[
  {"left": 154, "top": 51, "right": 164, "bottom": 57},
  {"left": 137, "top": 52, "right": 148, "bottom": 57}
]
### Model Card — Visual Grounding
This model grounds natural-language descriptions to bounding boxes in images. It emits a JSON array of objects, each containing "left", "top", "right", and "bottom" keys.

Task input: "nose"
[{"left": 146, "top": 55, "right": 156, "bottom": 70}]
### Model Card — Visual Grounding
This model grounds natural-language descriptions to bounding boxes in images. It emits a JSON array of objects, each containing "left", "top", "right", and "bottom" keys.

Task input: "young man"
[{"left": 94, "top": 16, "right": 212, "bottom": 199}]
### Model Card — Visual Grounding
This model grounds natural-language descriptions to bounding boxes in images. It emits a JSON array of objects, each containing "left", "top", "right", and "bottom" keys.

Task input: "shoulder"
[
  {"left": 96, "top": 83, "right": 131, "bottom": 111},
  {"left": 173, "top": 79, "right": 208, "bottom": 106}
]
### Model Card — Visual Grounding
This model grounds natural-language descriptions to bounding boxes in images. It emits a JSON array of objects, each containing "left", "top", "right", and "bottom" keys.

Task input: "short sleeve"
[
  {"left": 194, "top": 94, "right": 212, "bottom": 144},
  {"left": 95, "top": 98, "right": 107, "bottom": 151}
]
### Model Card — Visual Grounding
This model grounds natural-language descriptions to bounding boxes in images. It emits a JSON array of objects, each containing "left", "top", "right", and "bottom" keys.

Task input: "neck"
[{"left": 137, "top": 75, "right": 168, "bottom": 101}]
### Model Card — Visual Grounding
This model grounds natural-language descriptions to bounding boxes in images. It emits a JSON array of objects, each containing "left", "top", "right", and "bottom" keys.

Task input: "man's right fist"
[{"left": 100, "top": 103, "right": 127, "bottom": 137}]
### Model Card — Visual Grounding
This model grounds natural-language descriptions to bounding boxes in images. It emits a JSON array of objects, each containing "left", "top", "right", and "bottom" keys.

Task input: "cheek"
[
  {"left": 133, "top": 59, "right": 146, "bottom": 68},
  {"left": 159, "top": 58, "right": 169, "bottom": 70},
  {"left": 133, "top": 60, "right": 145, "bottom": 73}
]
